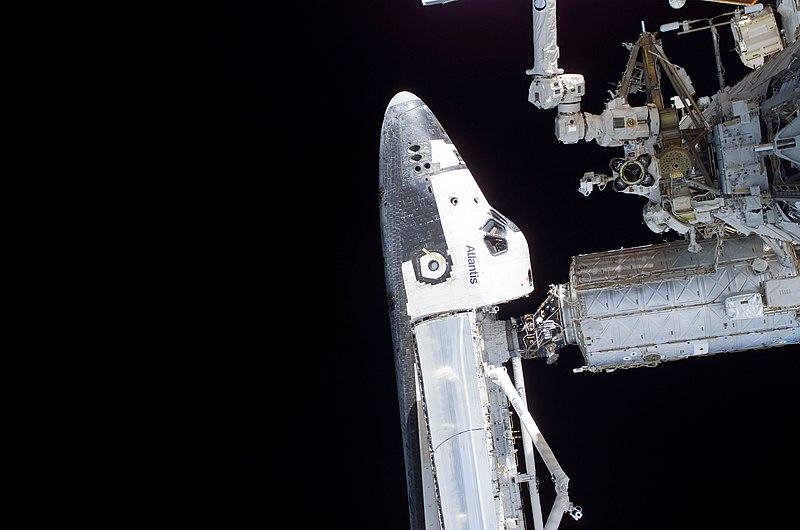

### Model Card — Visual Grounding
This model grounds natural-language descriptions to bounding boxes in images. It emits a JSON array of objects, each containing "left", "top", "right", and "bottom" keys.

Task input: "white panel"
[
  {"left": 612, "top": 286, "right": 640, "bottom": 313},
  {"left": 725, "top": 293, "right": 765, "bottom": 319},
  {"left": 582, "top": 289, "right": 612, "bottom": 317},
  {"left": 640, "top": 281, "right": 671, "bottom": 309},
  {"left": 644, "top": 310, "right": 677, "bottom": 344},
  {"left": 765, "top": 276, "right": 800, "bottom": 307},
  {"left": 415, "top": 314, "right": 496, "bottom": 530},
  {"left": 671, "top": 277, "right": 702, "bottom": 305},
  {"left": 673, "top": 306, "right": 708, "bottom": 339},
  {"left": 611, "top": 314, "right": 644, "bottom": 348}
]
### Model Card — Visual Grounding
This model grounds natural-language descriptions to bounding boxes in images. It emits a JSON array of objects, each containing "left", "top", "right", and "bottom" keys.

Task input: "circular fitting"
[
  {"left": 619, "top": 159, "right": 646, "bottom": 185},
  {"left": 659, "top": 147, "right": 692, "bottom": 177},
  {"left": 418, "top": 250, "right": 448, "bottom": 281}
]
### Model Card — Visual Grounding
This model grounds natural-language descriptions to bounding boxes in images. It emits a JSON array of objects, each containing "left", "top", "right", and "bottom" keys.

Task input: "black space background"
[{"left": 9, "top": 1, "right": 800, "bottom": 528}]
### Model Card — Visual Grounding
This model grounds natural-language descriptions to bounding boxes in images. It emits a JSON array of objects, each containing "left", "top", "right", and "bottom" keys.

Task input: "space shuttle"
[{"left": 379, "top": 92, "right": 580, "bottom": 530}]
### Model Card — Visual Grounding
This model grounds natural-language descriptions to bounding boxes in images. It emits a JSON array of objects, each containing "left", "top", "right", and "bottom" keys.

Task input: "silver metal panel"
[
  {"left": 713, "top": 117, "right": 767, "bottom": 195},
  {"left": 571, "top": 237, "right": 719, "bottom": 290},
  {"left": 640, "top": 281, "right": 672, "bottom": 309},
  {"left": 570, "top": 235, "right": 800, "bottom": 371},
  {"left": 415, "top": 313, "right": 496, "bottom": 530},
  {"left": 673, "top": 277, "right": 703, "bottom": 305},
  {"left": 765, "top": 277, "right": 800, "bottom": 307}
]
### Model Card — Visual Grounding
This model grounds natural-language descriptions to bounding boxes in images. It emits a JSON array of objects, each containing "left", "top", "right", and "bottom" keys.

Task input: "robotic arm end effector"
[{"left": 528, "top": 73, "right": 585, "bottom": 110}]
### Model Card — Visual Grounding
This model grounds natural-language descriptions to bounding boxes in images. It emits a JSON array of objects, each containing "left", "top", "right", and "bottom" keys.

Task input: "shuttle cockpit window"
[
  {"left": 482, "top": 218, "right": 506, "bottom": 237},
  {"left": 481, "top": 218, "right": 508, "bottom": 255},
  {"left": 484, "top": 235, "right": 508, "bottom": 255},
  {"left": 489, "top": 208, "right": 520, "bottom": 232}
]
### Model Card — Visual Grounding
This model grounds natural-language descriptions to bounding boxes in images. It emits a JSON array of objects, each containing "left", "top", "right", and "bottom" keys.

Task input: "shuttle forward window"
[
  {"left": 484, "top": 235, "right": 508, "bottom": 255},
  {"left": 489, "top": 208, "right": 520, "bottom": 232},
  {"left": 481, "top": 219, "right": 506, "bottom": 237},
  {"left": 482, "top": 219, "right": 508, "bottom": 255}
]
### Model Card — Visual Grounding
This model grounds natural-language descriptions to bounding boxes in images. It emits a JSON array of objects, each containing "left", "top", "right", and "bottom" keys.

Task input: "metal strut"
[{"left": 485, "top": 364, "right": 582, "bottom": 530}]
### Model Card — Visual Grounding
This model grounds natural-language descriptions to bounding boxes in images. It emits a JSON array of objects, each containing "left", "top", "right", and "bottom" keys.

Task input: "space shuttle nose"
[
  {"left": 387, "top": 91, "right": 420, "bottom": 109},
  {"left": 379, "top": 90, "right": 533, "bottom": 319}
]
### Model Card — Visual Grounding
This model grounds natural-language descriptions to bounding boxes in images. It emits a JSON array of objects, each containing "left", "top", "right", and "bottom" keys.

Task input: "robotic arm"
[
  {"left": 526, "top": 0, "right": 584, "bottom": 114},
  {"left": 526, "top": 0, "right": 589, "bottom": 144},
  {"left": 527, "top": 0, "right": 660, "bottom": 146},
  {"left": 528, "top": 0, "right": 562, "bottom": 78}
]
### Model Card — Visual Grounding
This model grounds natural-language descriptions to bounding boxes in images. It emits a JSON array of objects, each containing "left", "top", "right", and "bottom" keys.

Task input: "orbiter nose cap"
[{"left": 387, "top": 91, "right": 421, "bottom": 109}]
